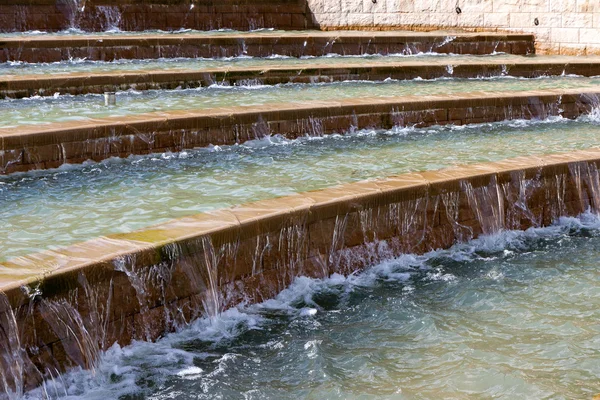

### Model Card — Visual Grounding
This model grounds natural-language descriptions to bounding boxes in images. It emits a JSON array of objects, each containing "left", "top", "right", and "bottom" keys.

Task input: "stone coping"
[
  {"left": 1, "top": 147, "right": 599, "bottom": 298},
  {"left": 0, "top": 30, "right": 533, "bottom": 47},
  {"left": 0, "top": 86, "right": 597, "bottom": 174},
  {"left": 0, "top": 30, "right": 535, "bottom": 63},
  {"left": 4, "top": 57, "right": 600, "bottom": 98}
]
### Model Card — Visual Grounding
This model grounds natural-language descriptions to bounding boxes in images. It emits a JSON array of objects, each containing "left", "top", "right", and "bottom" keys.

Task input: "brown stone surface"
[
  {"left": 0, "top": 31, "right": 535, "bottom": 63},
  {"left": 0, "top": 0, "right": 314, "bottom": 33}
]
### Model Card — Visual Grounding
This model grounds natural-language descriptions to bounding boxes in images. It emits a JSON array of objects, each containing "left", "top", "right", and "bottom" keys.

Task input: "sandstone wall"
[{"left": 307, "top": 0, "right": 600, "bottom": 54}]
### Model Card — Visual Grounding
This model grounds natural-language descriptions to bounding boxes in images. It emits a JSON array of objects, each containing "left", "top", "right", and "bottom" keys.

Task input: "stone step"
[
  {"left": 2, "top": 146, "right": 599, "bottom": 392},
  {"left": 0, "top": 31, "right": 535, "bottom": 63},
  {"left": 0, "top": 86, "right": 596, "bottom": 174},
  {"left": 2, "top": 56, "right": 600, "bottom": 98}
]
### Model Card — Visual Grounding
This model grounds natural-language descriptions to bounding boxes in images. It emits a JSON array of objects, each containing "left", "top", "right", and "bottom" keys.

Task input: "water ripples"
[{"left": 2, "top": 117, "right": 600, "bottom": 261}]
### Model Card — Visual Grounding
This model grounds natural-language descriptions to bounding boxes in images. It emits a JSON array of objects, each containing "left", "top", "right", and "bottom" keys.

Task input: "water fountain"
[{"left": 1, "top": 1, "right": 600, "bottom": 398}]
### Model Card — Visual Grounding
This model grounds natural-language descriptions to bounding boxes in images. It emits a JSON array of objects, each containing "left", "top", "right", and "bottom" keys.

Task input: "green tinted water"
[
  {"left": 2, "top": 117, "right": 600, "bottom": 261},
  {"left": 2, "top": 76, "right": 600, "bottom": 128}
]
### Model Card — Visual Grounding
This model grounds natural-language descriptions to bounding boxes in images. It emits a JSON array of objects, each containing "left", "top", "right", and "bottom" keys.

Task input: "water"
[
  {"left": 0, "top": 28, "right": 289, "bottom": 39},
  {"left": 24, "top": 213, "right": 600, "bottom": 399},
  {"left": 0, "top": 28, "right": 465, "bottom": 39},
  {"left": 0, "top": 53, "right": 544, "bottom": 76},
  {"left": 2, "top": 76, "right": 600, "bottom": 128},
  {"left": 2, "top": 116, "right": 600, "bottom": 262}
]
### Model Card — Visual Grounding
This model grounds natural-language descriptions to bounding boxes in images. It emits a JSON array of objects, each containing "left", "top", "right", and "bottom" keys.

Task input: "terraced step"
[
  {"left": 2, "top": 148, "right": 600, "bottom": 392},
  {"left": 0, "top": 31, "right": 535, "bottom": 63},
  {"left": 3, "top": 56, "right": 600, "bottom": 98},
  {"left": 0, "top": 87, "right": 597, "bottom": 174}
]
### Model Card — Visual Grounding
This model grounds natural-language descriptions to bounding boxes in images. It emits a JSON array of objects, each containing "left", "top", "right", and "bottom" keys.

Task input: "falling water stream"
[
  {"left": 1, "top": 36, "right": 599, "bottom": 398},
  {"left": 21, "top": 213, "right": 600, "bottom": 399}
]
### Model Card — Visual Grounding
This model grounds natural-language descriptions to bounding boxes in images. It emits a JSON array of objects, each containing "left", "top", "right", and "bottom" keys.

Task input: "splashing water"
[{"left": 21, "top": 212, "right": 600, "bottom": 399}]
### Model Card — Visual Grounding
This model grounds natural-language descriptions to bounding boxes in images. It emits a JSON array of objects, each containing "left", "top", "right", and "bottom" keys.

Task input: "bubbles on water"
[
  {"left": 299, "top": 308, "right": 317, "bottom": 317},
  {"left": 176, "top": 366, "right": 203, "bottom": 378},
  {"left": 426, "top": 270, "right": 457, "bottom": 282},
  {"left": 580, "top": 104, "right": 600, "bottom": 124}
]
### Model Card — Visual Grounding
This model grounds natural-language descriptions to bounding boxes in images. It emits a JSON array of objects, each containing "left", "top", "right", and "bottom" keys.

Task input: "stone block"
[
  {"left": 345, "top": 12, "right": 374, "bottom": 27},
  {"left": 590, "top": 12, "right": 600, "bottom": 28},
  {"left": 341, "top": 0, "right": 363, "bottom": 14},
  {"left": 494, "top": 0, "right": 548, "bottom": 13},
  {"left": 373, "top": 11, "right": 399, "bottom": 26},
  {"left": 484, "top": 12, "right": 510, "bottom": 28},
  {"left": 430, "top": 12, "right": 459, "bottom": 28},
  {"left": 551, "top": 27, "right": 580, "bottom": 43},
  {"left": 550, "top": 0, "right": 577, "bottom": 13},
  {"left": 307, "top": 0, "right": 342, "bottom": 14},
  {"left": 579, "top": 27, "right": 600, "bottom": 44},
  {"left": 509, "top": 12, "right": 534, "bottom": 28},
  {"left": 577, "top": 0, "right": 599, "bottom": 13},
  {"left": 534, "top": 12, "right": 561, "bottom": 28},
  {"left": 363, "top": 0, "right": 386, "bottom": 13},
  {"left": 398, "top": 12, "right": 429, "bottom": 27},
  {"left": 562, "top": 12, "right": 592, "bottom": 27},
  {"left": 386, "top": 0, "right": 414, "bottom": 12}
]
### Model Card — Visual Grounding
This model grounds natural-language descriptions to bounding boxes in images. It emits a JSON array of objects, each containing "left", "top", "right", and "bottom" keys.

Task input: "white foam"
[
  {"left": 22, "top": 212, "right": 600, "bottom": 399},
  {"left": 176, "top": 366, "right": 203, "bottom": 377}
]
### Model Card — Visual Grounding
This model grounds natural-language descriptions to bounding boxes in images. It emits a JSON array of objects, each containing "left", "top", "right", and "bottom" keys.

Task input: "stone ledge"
[
  {"left": 4, "top": 57, "right": 600, "bottom": 98},
  {"left": 2, "top": 147, "right": 600, "bottom": 391},
  {"left": 0, "top": 87, "right": 599, "bottom": 174},
  {"left": 0, "top": 31, "right": 536, "bottom": 63}
]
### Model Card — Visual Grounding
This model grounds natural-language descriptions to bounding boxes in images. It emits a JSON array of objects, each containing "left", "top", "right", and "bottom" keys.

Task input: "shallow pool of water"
[
  {"left": 0, "top": 53, "right": 536, "bottom": 76},
  {"left": 0, "top": 28, "right": 463, "bottom": 39},
  {"left": 25, "top": 213, "right": 600, "bottom": 399},
  {"left": 2, "top": 116, "right": 600, "bottom": 261},
  {"left": 0, "top": 28, "right": 296, "bottom": 39},
  {"left": 2, "top": 76, "right": 600, "bottom": 128}
]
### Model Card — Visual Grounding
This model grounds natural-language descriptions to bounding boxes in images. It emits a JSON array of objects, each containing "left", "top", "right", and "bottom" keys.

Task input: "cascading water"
[
  {"left": 0, "top": 296, "right": 25, "bottom": 400},
  {"left": 462, "top": 177, "right": 505, "bottom": 235},
  {"left": 441, "top": 191, "right": 473, "bottom": 242},
  {"left": 1, "top": 25, "right": 600, "bottom": 399},
  {"left": 1, "top": 151, "right": 600, "bottom": 398},
  {"left": 95, "top": 6, "right": 122, "bottom": 32},
  {"left": 57, "top": 0, "right": 87, "bottom": 31},
  {"left": 501, "top": 170, "right": 544, "bottom": 229}
]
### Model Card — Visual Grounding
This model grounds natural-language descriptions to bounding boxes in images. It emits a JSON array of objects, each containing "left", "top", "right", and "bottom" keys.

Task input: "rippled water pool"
[
  {"left": 0, "top": 53, "right": 533, "bottom": 76},
  {"left": 2, "top": 116, "right": 600, "bottom": 261},
  {"left": 26, "top": 213, "right": 600, "bottom": 399},
  {"left": 2, "top": 76, "right": 600, "bottom": 128}
]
